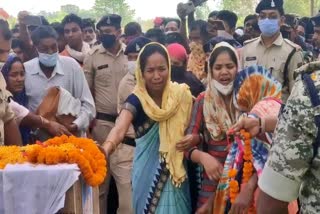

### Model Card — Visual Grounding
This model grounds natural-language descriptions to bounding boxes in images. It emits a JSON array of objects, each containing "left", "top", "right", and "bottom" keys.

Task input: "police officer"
[
  {"left": 257, "top": 62, "right": 320, "bottom": 214},
  {"left": 240, "top": 0, "right": 304, "bottom": 102},
  {"left": 83, "top": 14, "right": 129, "bottom": 214},
  {"left": 0, "top": 19, "right": 23, "bottom": 146}
]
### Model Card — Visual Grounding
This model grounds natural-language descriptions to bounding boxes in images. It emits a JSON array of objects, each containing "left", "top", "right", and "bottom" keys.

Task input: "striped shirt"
[{"left": 186, "top": 92, "right": 229, "bottom": 208}]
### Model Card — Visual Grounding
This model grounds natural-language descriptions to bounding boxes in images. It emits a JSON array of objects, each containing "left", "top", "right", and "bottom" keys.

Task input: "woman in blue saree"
[{"left": 103, "top": 43, "right": 193, "bottom": 213}]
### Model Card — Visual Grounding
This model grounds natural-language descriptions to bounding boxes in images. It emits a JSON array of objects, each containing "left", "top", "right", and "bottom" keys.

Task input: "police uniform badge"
[
  {"left": 136, "top": 44, "right": 141, "bottom": 52},
  {"left": 106, "top": 16, "right": 111, "bottom": 25}
]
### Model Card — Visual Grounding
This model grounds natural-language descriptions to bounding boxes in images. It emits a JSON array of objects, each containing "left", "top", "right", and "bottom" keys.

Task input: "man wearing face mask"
[
  {"left": 83, "top": 14, "right": 128, "bottom": 214},
  {"left": 23, "top": 26, "right": 95, "bottom": 135},
  {"left": 167, "top": 43, "right": 205, "bottom": 97},
  {"left": 240, "top": 0, "right": 304, "bottom": 103}
]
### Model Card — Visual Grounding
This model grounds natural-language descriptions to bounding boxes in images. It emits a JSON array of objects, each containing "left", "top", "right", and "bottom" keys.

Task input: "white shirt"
[
  {"left": 9, "top": 100, "right": 29, "bottom": 125},
  {"left": 24, "top": 56, "right": 96, "bottom": 131}
]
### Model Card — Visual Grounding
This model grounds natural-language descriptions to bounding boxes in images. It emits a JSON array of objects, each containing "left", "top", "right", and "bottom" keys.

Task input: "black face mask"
[
  {"left": 100, "top": 34, "right": 116, "bottom": 49},
  {"left": 171, "top": 65, "right": 185, "bottom": 80}
]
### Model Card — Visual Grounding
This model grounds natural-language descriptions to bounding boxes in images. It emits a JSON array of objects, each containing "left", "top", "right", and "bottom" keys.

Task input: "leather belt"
[
  {"left": 123, "top": 137, "right": 136, "bottom": 147},
  {"left": 96, "top": 112, "right": 117, "bottom": 123}
]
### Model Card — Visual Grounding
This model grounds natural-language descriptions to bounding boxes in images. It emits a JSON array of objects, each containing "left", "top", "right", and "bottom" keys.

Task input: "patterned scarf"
[{"left": 203, "top": 42, "right": 239, "bottom": 141}]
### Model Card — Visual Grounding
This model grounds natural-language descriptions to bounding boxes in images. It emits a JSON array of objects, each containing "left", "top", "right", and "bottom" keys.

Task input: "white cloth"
[
  {"left": 0, "top": 163, "right": 80, "bottom": 214},
  {"left": 9, "top": 100, "right": 29, "bottom": 125},
  {"left": 65, "top": 42, "right": 91, "bottom": 63},
  {"left": 57, "top": 87, "right": 81, "bottom": 117},
  {"left": 24, "top": 56, "right": 96, "bottom": 131}
]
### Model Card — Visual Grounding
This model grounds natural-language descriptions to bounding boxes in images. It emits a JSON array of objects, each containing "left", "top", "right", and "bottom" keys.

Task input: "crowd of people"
[{"left": 0, "top": 0, "right": 320, "bottom": 213}]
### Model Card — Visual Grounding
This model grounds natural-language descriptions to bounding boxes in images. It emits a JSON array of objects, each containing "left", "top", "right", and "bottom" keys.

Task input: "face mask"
[
  {"left": 212, "top": 79, "right": 234, "bottom": 96},
  {"left": 38, "top": 52, "right": 58, "bottom": 67},
  {"left": 100, "top": 34, "right": 116, "bottom": 49},
  {"left": 171, "top": 65, "right": 185, "bottom": 79},
  {"left": 127, "top": 61, "right": 136, "bottom": 75},
  {"left": 258, "top": 18, "right": 280, "bottom": 37},
  {"left": 299, "top": 35, "right": 306, "bottom": 43}
]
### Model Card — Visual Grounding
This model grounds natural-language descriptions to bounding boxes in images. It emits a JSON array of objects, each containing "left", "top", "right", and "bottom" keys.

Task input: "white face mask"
[
  {"left": 212, "top": 79, "right": 234, "bottom": 96},
  {"left": 127, "top": 61, "right": 136, "bottom": 75}
]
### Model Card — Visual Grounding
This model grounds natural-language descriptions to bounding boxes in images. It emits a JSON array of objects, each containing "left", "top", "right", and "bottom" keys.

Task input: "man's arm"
[
  {"left": 257, "top": 190, "right": 288, "bottom": 214},
  {"left": 4, "top": 119, "right": 22, "bottom": 146},
  {"left": 72, "top": 62, "right": 96, "bottom": 131},
  {"left": 83, "top": 53, "right": 95, "bottom": 97},
  {"left": 258, "top": 79, "right": 317, "bottom": 212},
  {"left": 288, "top": 50, "right": 304, "bottom": 93}
]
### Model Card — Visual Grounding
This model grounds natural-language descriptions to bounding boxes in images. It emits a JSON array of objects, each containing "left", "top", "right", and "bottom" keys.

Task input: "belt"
[
  {"left": 96, "top": 112, "right": 118, "bottom": 123},
  {"left": 123, "top": 137, "right": 136, "bottom": 147}
]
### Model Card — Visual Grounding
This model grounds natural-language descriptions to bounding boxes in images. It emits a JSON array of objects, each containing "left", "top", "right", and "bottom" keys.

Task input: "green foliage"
[
  {"left": 284, "top": 0, "right": 310, "bottom": 17},
  {"left": 93, "top": 0, "right": 135, "bottom": 26},
  {"left": 195, "top": 2, "right": 211, "bottom": 20},
  {"left": 61, "top": 4, "right": 80, "bottom": 14}
]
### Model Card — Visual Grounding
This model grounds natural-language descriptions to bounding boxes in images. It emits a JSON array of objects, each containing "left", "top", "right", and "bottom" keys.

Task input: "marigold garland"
[
  {"left": 0, "top": 135, "right": 107, "bottom": 187},
  {"left": 228, "top": 130, "right": 255, "bottom": 211}
]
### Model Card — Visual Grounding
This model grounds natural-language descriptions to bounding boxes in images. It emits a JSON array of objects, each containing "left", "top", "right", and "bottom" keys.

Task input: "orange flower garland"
[
  {"left": 228, "top": 130, "right": 254, "bottom": 206},
  {"left": 0, "top": 136, "right": 107, "bottom": 187}
]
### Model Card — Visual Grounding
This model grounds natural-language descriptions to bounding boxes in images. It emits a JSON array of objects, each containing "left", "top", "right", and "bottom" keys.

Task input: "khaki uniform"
[
  {"left": 0, "top": 73, "right": 16, "bottom": 145},
  {"left": 259, "top": 62, "right": 320, "bottom": 213},
  {"left": 240, "top": 34, "right": 304, "bottom": 102},
  {"left": 106, "top": 71, "right": 137, "bottom": 214},
  {"left": 83, "top": 44, "right": 129, "bottom": 214}
]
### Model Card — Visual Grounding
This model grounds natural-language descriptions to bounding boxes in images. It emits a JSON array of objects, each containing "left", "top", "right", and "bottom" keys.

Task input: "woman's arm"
[
  {"left": 230, "top": 173, "right": 258, "bottom": 214},
  {"left": 102, "top": 109, "right": 133, "bottom": 156}
]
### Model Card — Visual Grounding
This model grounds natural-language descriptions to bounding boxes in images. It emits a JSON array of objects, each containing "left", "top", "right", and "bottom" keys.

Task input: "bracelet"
[
  {"left": 106, "top": 140, "right": 117, "bottom": 154},
  {"left": 258, "top": 117, "right": 262, "bottom": 134},
  {"left": 188, "top": 147, "right": 197, "bottom": 160}
]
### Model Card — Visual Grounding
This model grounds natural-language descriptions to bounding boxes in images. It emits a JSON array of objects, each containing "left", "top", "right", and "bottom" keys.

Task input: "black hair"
[
  {"left": 31, "top": 26, "right": 58, "bottom": 46},
  {"left": 82, "top": 18, "right": 95, "bottom": 31},
  {"left": 145, "top": 28, "right": 166, "bottom": 45},
  {"left": 189, "top": 19, "right": 208, "bottom": 37},
  {"left": 217, "top": 10, "right": 238, "bottom": 29},
  {"left": 208, "top": 11, "right": 219, "bottom": 19},
  {"left": 209, "top": 46, "right": 238, "bottom": 71},
  {"left": 244, "top": 14, "right": 258, "bottom": 25},
  {"left": 0, "top": 20, "right": 12, "bottom": 40},
  {"left": 139, "top": 44, "right": 169, "bottom": 72},
  {"left": 11, "top": 27, "right": 19, "bottom": 34},
  {"left": 124, "top": 22, "right": 142, "bottom": 36},
  {"left": 11, "top": 39, "right": 24, "bottom": 50},
  {"left": 61, "top": 14, "right": 83, "bottom": 29},
  {"left": 165, "top": 32, "right": 191, "bottom": 54},
  {"left": 50, "top": 22, "right": 64, "bottom": 36}
]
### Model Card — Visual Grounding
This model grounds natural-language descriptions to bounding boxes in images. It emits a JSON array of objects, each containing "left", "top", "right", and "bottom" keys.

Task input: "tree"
[
  {"left": 61, "top": 4, "right": 80, "bottom": 14},
  {"left": 195, "top": 2, "right": 211, "bottom": 20},
  {"left": 93, "top": 0, "right": 135, "bottom": 26},
  {"left": 221, "top": 0, "right": 257, "bottom": 25}
]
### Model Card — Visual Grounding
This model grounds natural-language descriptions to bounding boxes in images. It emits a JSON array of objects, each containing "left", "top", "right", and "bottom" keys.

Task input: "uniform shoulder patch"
[
  {"left": 88, "top": 46, "right": 100, "bottom": 55},
  {"left": 283, "top": 38, "right": 301, "bottom": 51},
  {"left": 243, "top": 37, "right": 259, "bottom": 46}
]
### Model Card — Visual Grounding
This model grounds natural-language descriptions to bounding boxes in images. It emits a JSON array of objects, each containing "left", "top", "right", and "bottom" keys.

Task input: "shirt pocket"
[
  {"left": 95, "top": 64, "right": 111, "bottom": 87},
  {"left": 269, "top": 60, "right": 286, "bottom": 84}
]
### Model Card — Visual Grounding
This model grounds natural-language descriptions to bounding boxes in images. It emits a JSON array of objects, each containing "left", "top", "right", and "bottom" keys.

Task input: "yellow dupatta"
[{"left": 133, "top": 42, "right": 193, "bottom": 186}]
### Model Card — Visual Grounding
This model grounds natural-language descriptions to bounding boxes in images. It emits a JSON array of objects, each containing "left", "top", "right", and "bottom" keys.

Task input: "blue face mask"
[
  {"left": 38, "top": 52, "right": 58, "bottom": 67},
  {"left": 258, "top": 19, "right": 280, "bottom": 37}
]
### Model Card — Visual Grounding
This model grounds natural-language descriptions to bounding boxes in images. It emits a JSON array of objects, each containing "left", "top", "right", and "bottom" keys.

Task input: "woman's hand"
[
  {"left": 229, "top": 184, "right": 255, "bottom": 214},
  {"left": 200, "top": 152, "right": 223, "bottom": 181},
  {"left": 230, "top": 117, "right": 260, "bottom": 138},
  {"left": 46, "top": 121, "right": 72, "bottom": 136},
  {"left": 176, "top": 134, "right": 194, "bottom": 151}
]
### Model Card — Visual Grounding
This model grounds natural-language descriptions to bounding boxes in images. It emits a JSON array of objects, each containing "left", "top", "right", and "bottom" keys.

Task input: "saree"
[{"left": 132, "top": 122, "right": 191, "bottom": 214}]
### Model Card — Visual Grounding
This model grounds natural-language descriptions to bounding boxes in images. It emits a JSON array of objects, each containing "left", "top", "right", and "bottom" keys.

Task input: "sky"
[{"left": 1, "top": 0, "right": 218, "bottom": 20}]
